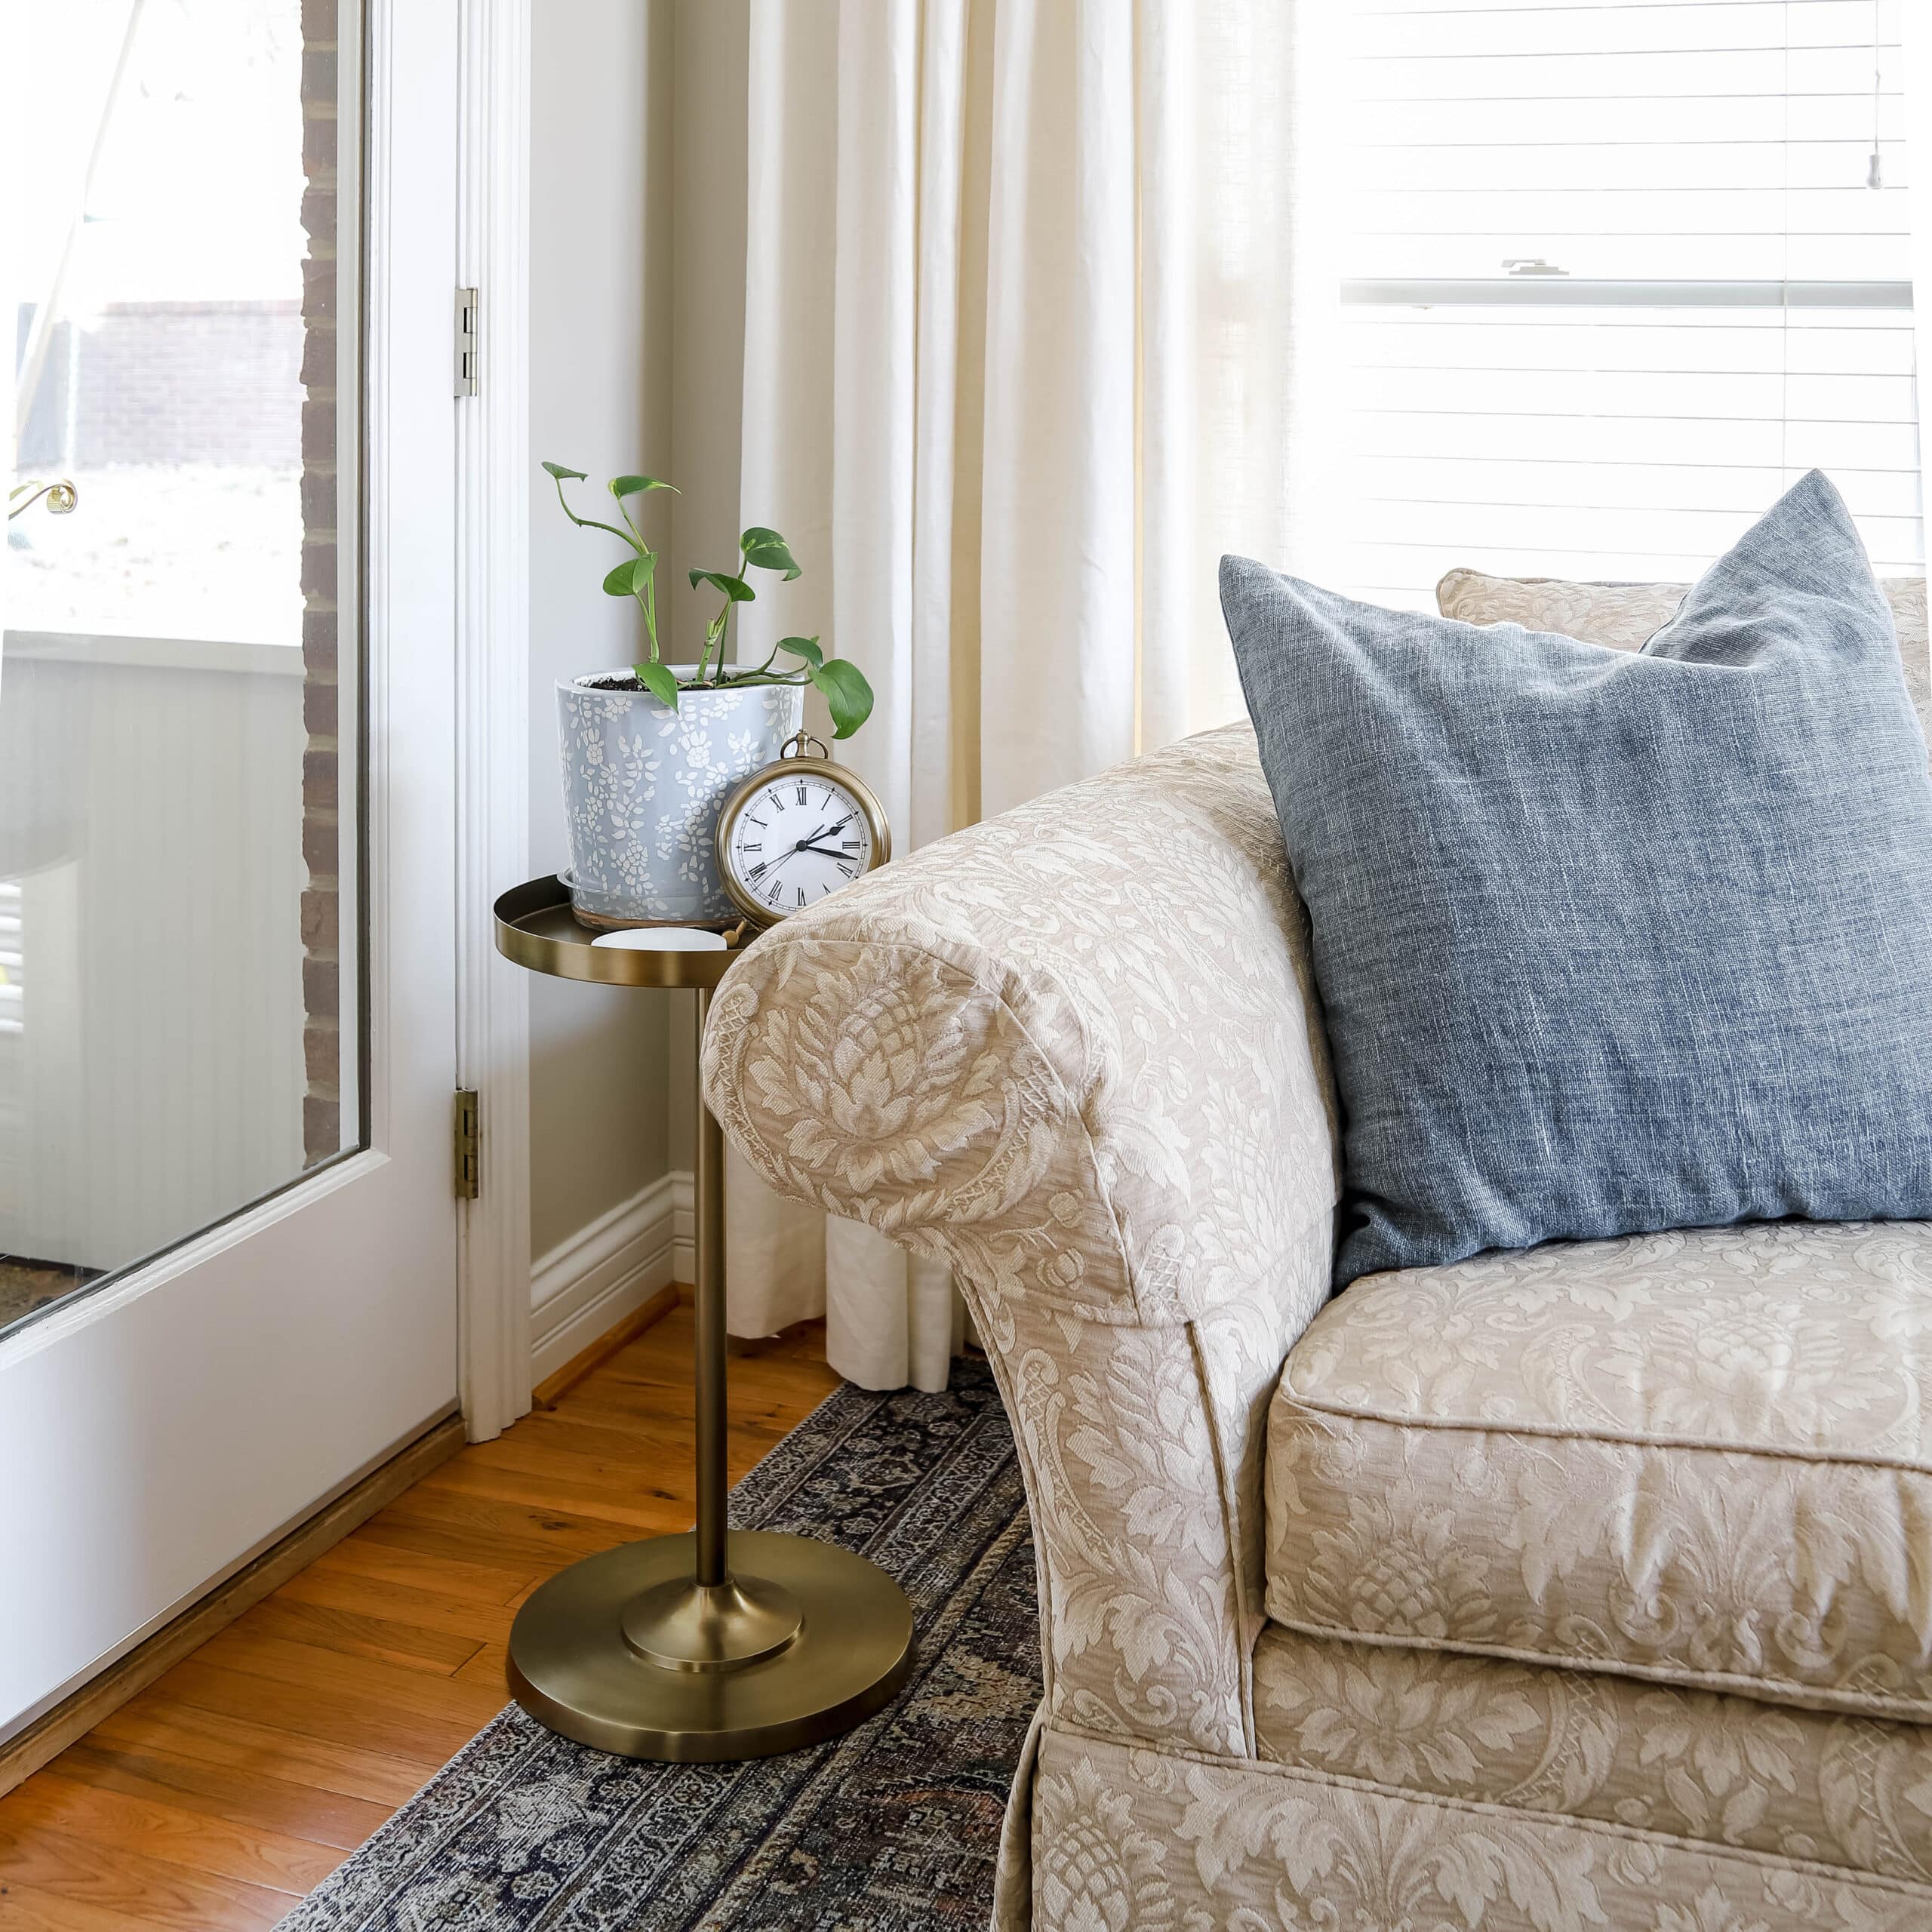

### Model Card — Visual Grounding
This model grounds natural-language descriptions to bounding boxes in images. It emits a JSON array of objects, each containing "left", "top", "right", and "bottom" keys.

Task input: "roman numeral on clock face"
[
  {"left": 795, "top": 887, "right": 806, "bottom": 906},
  {"left": 746, "top": 861, "right": 767, "bottom": 882}
]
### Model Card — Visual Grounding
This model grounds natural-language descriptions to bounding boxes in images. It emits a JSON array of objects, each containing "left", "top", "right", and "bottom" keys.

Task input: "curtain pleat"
[{"left": 727, "top": 0, "right": 1308, "bottom": 1392}]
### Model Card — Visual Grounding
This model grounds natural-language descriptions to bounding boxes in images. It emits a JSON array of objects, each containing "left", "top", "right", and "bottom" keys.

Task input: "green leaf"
[
  {"left": 811, "top": 659, "right": 874, "bottom": 739},
  {"left": 541, "top": 461, "right": 586, "bottom": 480},
  {"left": 776, "top": 635, "right": 822, "bottom": 669},
  {"left": 740, "top": 526, "right": 802, "bottom": 580},
  {"left": 689, "top": 569, "right": 755, "bottom": 602},
  {"left": 635, "top": 661, "right": 681, "bottom": 708},
  {"left": 610, "top": 474, "right": 677, "bottom": 498},
  {"left": 602, "top": 558, "right": 644, "bottom": 597}
]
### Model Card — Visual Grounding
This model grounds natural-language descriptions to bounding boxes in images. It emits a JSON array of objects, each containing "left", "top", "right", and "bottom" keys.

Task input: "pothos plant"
[{"left": 543, "top": 462, "right": 874, "bottom": 739}]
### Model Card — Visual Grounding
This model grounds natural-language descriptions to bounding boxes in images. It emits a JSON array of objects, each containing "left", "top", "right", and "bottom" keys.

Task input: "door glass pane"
[{"left": 2, "top": 0, "right": 360, "bottom": 1334}]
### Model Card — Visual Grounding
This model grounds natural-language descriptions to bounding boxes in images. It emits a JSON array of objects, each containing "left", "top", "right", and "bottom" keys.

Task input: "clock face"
[{"left": 724, "top": 769, "right": 878, "bottom": 919}]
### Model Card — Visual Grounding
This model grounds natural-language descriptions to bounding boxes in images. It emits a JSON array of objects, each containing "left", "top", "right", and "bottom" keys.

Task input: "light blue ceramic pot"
[{"left": 556, "top": 669, "right": 804, "bottom": 924}]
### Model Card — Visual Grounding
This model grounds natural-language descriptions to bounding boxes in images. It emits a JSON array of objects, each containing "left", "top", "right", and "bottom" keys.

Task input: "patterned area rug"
[{"left": 276, "top": 1359, "right": 1038, "bottom": 1930}]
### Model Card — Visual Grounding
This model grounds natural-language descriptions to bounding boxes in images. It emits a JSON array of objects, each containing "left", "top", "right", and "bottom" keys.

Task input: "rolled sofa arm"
[{"left": 702, "top": 724, "right": 1339, "bottom": 1757}]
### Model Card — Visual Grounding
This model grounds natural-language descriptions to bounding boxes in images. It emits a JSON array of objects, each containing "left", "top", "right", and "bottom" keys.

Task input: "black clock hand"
[
  {"left": 794, "top": 838, "right": 860, "bottom": 860},
  {"left": 745, "top": 846, "right": 796, "bottom": 884}
]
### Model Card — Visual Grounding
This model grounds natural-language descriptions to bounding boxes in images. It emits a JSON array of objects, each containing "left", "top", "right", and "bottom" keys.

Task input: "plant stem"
[
  {"left": 552, "top": 476, "right": 641, "bottom": 552},
  {"left": 611, "top": 497, "right": 663, "bottom": 663}
]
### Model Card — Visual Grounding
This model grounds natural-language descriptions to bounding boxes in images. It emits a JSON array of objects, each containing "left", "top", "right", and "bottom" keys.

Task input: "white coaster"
[{"left": 590, "top": 926, "right": 727, "bottom": 952}]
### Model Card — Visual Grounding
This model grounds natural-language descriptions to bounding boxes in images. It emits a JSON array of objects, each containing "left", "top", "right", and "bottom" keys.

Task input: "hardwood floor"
[{"left": 0, "top": 1309, "right": 840, "bottom": 1930}]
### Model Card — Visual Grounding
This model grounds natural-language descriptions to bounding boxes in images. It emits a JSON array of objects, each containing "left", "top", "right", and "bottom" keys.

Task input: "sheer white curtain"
[{"left": 722, "top": 0, "right": 1320, "bottom": 1389}]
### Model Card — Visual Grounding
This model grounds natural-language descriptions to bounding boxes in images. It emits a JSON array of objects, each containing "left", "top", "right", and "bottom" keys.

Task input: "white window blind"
[{"left": 1333, "top": 0, "right": 1922, "bottom": 608}]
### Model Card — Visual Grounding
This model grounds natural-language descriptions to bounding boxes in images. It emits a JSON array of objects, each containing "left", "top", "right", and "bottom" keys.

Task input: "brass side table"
[{"left": 494, "top": 875, "right": 915, "bottom": 1761}]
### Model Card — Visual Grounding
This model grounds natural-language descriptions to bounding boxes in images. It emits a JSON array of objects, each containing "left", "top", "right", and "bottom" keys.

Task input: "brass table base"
[{"left": 507, "top": 1529, "right": 915, "bottom": 1762}]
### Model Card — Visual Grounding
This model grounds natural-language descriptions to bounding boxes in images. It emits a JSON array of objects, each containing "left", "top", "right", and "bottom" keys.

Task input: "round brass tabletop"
[{"left": 493, "top": 875, "right": 754, "bottom": 989}]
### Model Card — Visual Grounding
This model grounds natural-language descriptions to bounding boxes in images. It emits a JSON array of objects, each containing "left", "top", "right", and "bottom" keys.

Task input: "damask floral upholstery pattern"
[
  {"left": 703, "top": 725, "right": 1932, "bottom": 1929},
  {"left": 1266, "top": 1223, "right": 1932, "bottom": 1721},
  {"left": 703, "top": 728, "right": 1340, "bottom": 1765},
  {"left": 1032, "top": 1727, "right": 1932, "bottom": 1930},
  {"left": 1254, "top": 1626, "right": 1932, "bottom": 1884}
]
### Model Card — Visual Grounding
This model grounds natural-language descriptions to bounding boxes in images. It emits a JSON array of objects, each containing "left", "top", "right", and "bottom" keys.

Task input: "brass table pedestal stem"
[{"left": 494, "top": 878, "right": 915, "bottom": 1761}]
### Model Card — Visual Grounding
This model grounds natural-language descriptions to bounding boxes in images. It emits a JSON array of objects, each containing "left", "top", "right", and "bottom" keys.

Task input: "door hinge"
[
  {"left": 454, "top": 1088, "right": 481, "bottom": 1199},
  {"left": 454, "top": 287, "right": 479, "bottom": 397}
]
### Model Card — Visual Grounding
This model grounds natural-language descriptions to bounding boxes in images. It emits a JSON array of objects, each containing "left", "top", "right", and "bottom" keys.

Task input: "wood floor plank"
[
  {"left": 0, "top": 1877, "right": 180, "bottom": 1932},
  {"left": 1, "top": 1774, "right": 341, "bottom": 1896},
  {"left": 237, "top": 1598, "right": 488, "bottom": 1678},
  {"left": 450, "top": 1643, "right": 510, "bottom": 1692},
  {"left": 183, "top": 1634, "right": 506, "bottom": 1730},
  {"left": 87, "top": 1700, "right": 431, "bottom": 1810},
  {"left": 158, "top": 1660, "right": 478, "bottom": 1768},
  {"left": 302, "top": 1532, "right": 536, "bottom": 1607},
  {"left": 0, "top": 1821, "right": 290, "bottom": 1931},
  {"left": 419, "top": 1455, "right": 689, "bottom": 1525},
  {"left": 0, "top": 1315, "right": 838, "bottom": 1928},
  {"left": 270, "top": 1568, "right": 520, "bottom": 1648},
  {"left": 357, "top": 1491, "right": 678, "bottom": 1571},
  {"left": 54, "top": 1740, "right": 388, "bottom": 1852},
  {"left": 475, "top": 1408, "right": 692, "bottom": 1470}
]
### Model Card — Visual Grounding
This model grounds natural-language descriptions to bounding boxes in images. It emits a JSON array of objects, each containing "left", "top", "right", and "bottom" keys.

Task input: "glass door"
[
  {"left": 5, "top": 0, "right": 360, "bottom": 1318},
  {"left": 1, "top": 0, "right": 460, "bottom": 1740}
]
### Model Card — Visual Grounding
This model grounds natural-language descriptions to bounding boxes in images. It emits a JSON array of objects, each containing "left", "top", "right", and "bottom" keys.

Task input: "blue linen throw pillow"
[{"left": 1220, "top": 472, "right": 1932, "bottom": 1287}]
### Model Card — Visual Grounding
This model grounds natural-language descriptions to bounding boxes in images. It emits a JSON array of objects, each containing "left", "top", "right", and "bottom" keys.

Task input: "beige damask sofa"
[{"left": 701, "top": 575, "right": 1932, "bottom": 1932}]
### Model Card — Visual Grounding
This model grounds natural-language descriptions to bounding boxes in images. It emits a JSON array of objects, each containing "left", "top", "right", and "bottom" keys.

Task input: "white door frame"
[{"left": 453, "top": 0, "right": 534, "bottom": 1444}]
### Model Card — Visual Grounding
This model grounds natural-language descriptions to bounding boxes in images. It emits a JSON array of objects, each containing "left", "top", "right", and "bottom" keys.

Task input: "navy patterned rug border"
[{"left": 274, "top": 1359, "right": 1038, "bottom": 1931}]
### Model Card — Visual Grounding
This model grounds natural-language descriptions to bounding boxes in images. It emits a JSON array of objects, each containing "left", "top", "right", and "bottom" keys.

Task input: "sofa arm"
[{"left": 701, "top": 724, "right": 1340, "bottom": 1756}]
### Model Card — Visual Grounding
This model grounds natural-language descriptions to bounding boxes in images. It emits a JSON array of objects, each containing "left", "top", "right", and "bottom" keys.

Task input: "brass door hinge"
[
  {"left": 454, "top": 1088, "right": 481, "bottom": 1199},
  {"left": 455, "top": 286, "right": 479, "bottom": 397}
]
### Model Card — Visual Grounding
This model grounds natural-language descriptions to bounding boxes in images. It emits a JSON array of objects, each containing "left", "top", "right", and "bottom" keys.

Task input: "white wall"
[
  {"left": 523, "top": 1, "right": 755, "bottom": 1362},
  {"left": 528, "top": 0, "right": 675, "bottom": 1282}
]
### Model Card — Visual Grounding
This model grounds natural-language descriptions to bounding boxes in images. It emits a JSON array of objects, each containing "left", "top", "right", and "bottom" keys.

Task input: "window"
[{"left": 1331, "top": 0, "right": 1921, "bottom": 608}]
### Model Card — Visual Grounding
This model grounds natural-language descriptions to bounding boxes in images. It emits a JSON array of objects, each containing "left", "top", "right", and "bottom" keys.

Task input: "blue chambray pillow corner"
[{"left": 1219, "top": 470, "right": 1932, "bottom": 1288}]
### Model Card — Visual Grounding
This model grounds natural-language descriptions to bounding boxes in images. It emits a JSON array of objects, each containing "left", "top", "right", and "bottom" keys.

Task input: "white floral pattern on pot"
[{"left": 556, "top": 668, "right": 802, "bottom": 924}]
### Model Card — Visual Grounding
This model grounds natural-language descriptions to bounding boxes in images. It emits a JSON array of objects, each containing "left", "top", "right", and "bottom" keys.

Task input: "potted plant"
[{"left": 544, "top": 463, "right": 874, "bottom": 925}]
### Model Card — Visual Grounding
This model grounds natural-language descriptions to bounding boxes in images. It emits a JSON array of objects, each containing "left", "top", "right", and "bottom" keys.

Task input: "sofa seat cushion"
[
  {"left": 1263, "top": 1220, "right": 1932, "bottom": 1721},
  {"left": 1253, "top": 1623, "right": 1932, "bottom": 1884}
]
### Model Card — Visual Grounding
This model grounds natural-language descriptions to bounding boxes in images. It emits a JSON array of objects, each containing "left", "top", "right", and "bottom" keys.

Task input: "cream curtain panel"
[{"left": 722, "top": 0, "right": 1320, "bottom": 1389}]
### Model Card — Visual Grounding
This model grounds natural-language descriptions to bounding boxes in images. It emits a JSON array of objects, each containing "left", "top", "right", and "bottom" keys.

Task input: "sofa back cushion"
[
  {"left": 1219, "top": 471, "right": 1932, "bottom": 1287},
  {"left": 1438, "top": 567, "right": 1931, "bottom": 748}
]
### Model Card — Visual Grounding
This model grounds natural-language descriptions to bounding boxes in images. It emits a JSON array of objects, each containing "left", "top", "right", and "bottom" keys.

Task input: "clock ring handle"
[{"left": 780, "top": 729, "right": 831, "bottom": 763}]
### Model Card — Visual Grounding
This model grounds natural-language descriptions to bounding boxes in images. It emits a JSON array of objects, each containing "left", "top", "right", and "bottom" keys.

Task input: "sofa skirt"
[{"left": 1016, "top": 1721, "right": 1932, "bottom": 1930}]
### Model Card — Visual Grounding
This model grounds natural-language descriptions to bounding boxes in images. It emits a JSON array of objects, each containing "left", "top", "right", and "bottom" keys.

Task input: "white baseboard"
[
  {"left": 530, "top": 1170, "right": 693, "bottom": 1386},
  {"left": 672, "top": 1171, "right": 693, "bottom": 1284}
]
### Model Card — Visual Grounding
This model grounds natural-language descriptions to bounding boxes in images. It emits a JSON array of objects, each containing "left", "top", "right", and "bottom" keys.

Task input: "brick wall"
[
  {"left": 300, "top": 0, "right": 341, "bottom": 1164},
  {"left": 14, "top": 304, "right": 302, "bottom": 470}
]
